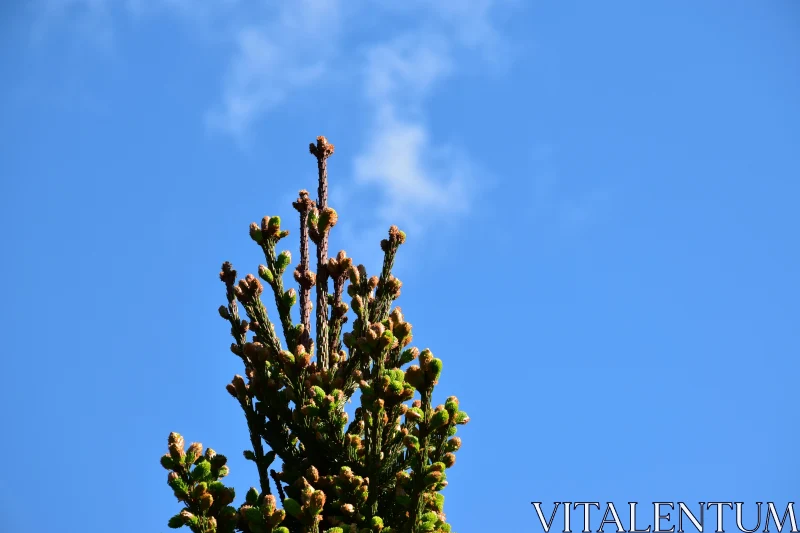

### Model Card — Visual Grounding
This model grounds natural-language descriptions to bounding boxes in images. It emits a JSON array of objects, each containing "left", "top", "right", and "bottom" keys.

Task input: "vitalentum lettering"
[{"left": 531, "top": 503, "right": 798, "bottom": 533}]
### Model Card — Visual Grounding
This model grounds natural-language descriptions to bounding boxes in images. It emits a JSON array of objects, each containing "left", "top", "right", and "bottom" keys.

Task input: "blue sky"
[{"left": 1, "top": 1, "right": 799, "bottom": 532}]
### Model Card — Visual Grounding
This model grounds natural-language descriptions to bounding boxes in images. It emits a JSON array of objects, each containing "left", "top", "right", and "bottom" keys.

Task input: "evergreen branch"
[
  {"left": 255, "top": 220, "right": 296, "bottom": 347},
  {"left": 292, "top": 190, "right": 316, "bottom": 354},
  {"left": 309, "top": 136, "right": 336, "bottom": 371}
]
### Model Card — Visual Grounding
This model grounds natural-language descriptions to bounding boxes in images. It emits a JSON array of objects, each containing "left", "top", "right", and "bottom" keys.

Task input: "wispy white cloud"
[
  {"left": 352, "top": 34, "right": 471, "bottom": 231},
  {"left": 30, "top": 0, "right": 519, "bottom": 237},
  {"left": 374, "top": 0, "right": 519, "bottom": 71},
  {"left": 204, "top": 0, "right": 342, "bottom": 141},
  {"left": 324, "top": 1, "right": 515, "bottom": 260},
  {"left": 362, "top": 35, "right": 454, "bottom": 108},
  {"left": 206, "top": 27, "right": 325, "bottom": 140},
  {"left": 353, "top": 112, "right": 472, "bottom": 226},
  {"left": 348, "top": 0, "right": 517, "bottom": 231},
  {"left": 196, "top": 0, "right": 514, "bottom": 232}
]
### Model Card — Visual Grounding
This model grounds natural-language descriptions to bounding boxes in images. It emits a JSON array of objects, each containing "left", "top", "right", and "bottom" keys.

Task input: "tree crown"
[{"left": 159, "top": 137, "right": 470, "bottom": 533}]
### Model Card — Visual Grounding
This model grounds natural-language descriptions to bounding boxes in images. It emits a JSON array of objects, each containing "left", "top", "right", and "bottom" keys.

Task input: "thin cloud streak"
[
  {"left": 30, "top": 0, "right": 519, "bottom": 236},
  {"left": 204, "top": 0, "right": 342, "bottom": 140}
]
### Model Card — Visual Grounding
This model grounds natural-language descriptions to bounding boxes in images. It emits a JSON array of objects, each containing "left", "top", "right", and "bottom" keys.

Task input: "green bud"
[
  {"left": 246, "top": 487, "right": 259, "bottom": 505},
  {"left": 426, "top": 358, "right": 443, "bottom": 383},
  {"left": 403, "top": 435, "right": 420, "bottom": 452},
  {"left": 454, "top": 411, "right": 470, "bottom": 425},
  {"left": 208, "top": 481, "right": 225, "bottom": 493},
  {"left": 401, "top": 383, "right": 415, "bottom": 400},
  {"left": 282, "top": 288, "right": 297, "bottom": 308},
  {"left": 249, "top": 222, "right": 263, "bottom": 243},
  {"left": 378, "top": 330, "right": 394, "bottom": 349},
  {"left": 434, "top": 493, "right": 445, "bottom": 511},
  {"left": 398, "top": 349, "right": 416, "bottom": 365},
  {"left": 311, "top": 385, "right": 326, "bottom": 403},
  {"left": 264, "top": 450, "right": 277, "bottom": 466},
  {"left": 444, "top": 396, "right": 459, "bottom": 414},
  {"left": 406, "top": 407, "right": 424, "bottom": 421},
  {"left": 185, "top": 442, "right": 203, "bottom": 465},
  {"left": 168, "top": 477, "right": 189, "bottom": 499},
  {"left": 429, "top": 410, "right": 449, "bottom": 430},
  {"left": 370, "top": 516, "right": 384, "bottom": 531},
  {"left": 276, "top": 251, "right": 291, "bottom": 272},
  {"left": 388, "top": 380, "right": 403, "bottom": 396},
  {"left": 191, "top": 460, "right": 211, "bottom": 482},
  {"left": 428, "top": 462, "right": 446, "bottom": 473},
  {"left": 274, "top": 528, "right": 290, "bottom": 533},
  {"left": 283, "top": 498, "right": 302, "bottom": 518},
  {"left": 318, "top": 208, "right": 338, "bottom": 233},
  {"left": 279, "top": 350, "right": 295, "bottom": 365},
  {"left": 324, "top": 528, "right": 345, "bottom": 533},
  {"left": 301, "top": 404, "right": 320, "bottom": 417},
  {"left": 258, "top": 264, "right": 274, "bottom": 283},
  {"left": 160, "top": 454, "right": 174, "bottom": 470},
  {"left": 424, "top": 470, "right": 444, "bottom": 486},
  {"left": 218, "top": 305, "right": 230, "bottom": 320},
  {"left": 191, "top": 482, "right": 208, "bottom": 498},
  {"left": 268, "top": 216, "right": 281, "bottom": 234},
  {"left": 182, "top": 511, "right": 199, "bottom": 527},
  {"left": 244, "top": 506, "right": 263, "bottom": 524},
  {"left": 168, "top": 514, "right": 184, "bottom": 529},
  {"left": 421, "top": 511, "right": 439, "bottom": 528},
  {"left": 243, "top": 450, "right": 256, "bottom": 461}
]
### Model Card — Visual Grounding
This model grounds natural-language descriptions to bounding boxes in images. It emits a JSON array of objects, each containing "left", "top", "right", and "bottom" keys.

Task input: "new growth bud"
[{"left": 309, "top": 135, "right": 335, "bottom": 159}]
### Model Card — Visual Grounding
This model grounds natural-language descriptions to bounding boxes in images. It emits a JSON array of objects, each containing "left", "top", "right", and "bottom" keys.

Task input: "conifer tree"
[{"left": 159, "top": 137, "right": 470, "bottom": 533}]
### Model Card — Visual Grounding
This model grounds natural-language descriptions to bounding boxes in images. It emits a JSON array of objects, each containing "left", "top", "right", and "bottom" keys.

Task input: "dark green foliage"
[{"left": 159, "top": 137, "right": 469, "bottom": 533}]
